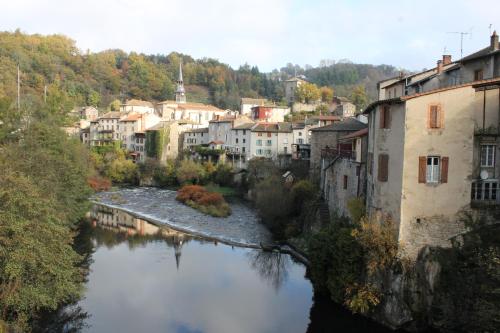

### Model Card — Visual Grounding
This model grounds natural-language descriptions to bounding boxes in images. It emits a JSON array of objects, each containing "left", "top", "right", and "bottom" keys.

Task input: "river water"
[{"left": 45, "top": 188, "right": 393, "bottom": 333}]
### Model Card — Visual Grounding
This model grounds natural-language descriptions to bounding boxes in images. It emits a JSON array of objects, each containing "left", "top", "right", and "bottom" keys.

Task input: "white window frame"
[
  {"left": 426, "top": 156, "right": 440, "bottom": 183},
  {"left": 481, "top": 144, "right": 495, "bottom": 167}
]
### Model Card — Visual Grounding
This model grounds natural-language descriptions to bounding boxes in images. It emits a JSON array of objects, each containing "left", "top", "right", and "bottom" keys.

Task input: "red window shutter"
[
  {"left": 418, "top": 156, "right": 426, "bottom": 183},
  {"left": 441, "top": 156, "right": 449, "bottom": 183},
  {"left": 378, "top": 154, "right": 388, "bottom": 182}
]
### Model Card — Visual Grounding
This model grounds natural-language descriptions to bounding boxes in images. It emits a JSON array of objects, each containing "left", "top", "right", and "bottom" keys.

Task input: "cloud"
[{"left": 1, "top": 0, "right": 499, "bottom": 71}]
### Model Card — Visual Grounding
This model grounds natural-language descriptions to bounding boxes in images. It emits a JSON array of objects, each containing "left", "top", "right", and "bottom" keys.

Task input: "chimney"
[
  {"left": 442, "top": 55, "right": 452, "bottom": 65},
  {"left": 436, "top": 60, "right": 443, "bottom": 74},
  {"left": 491, "top": 30, "right": 499, "bottom": 51}
]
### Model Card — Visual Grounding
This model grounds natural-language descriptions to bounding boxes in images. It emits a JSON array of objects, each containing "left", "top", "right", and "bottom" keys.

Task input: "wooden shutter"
[
  {"left": 441, "top": 156, "right": 449, "bottom": 183},
  {"left": 385, "top": 106, "right": 391, "bottom": 128},
  {"left": 418, "top": 156, "right": 426, "bottom": 183},
  {"left": 380, "top": 105, "right": 391, "bottom": 129},
  {"left": 378, "top": 154, "right": 388, "bottom": 182}
]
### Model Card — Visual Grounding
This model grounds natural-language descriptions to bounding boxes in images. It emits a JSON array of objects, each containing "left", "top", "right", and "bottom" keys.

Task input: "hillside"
[{"left": 0, "top": 30, "right": 402, "bottom": 111}]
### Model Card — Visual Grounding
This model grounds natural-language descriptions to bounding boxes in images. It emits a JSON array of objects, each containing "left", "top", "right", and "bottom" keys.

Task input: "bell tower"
[{"left": 175, "top": 61, "right": 186, "bottom": 103}]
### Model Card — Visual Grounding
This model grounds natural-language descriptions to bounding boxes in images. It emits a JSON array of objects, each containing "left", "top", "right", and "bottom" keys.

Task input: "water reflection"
[
  {"left": 41, "top": 205, "right": 394, "bottom": 333},
  {"left": 247, "top": 250, "right": 290, "bottom": 291}
]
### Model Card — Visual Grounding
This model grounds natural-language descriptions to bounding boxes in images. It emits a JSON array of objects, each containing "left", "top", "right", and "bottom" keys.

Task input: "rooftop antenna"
[
  {"left": 489, "top": 24, "right": 493, "bottom": 35},
  {"left": 447, "top": 29, "right": 472, "bottom": 59}
]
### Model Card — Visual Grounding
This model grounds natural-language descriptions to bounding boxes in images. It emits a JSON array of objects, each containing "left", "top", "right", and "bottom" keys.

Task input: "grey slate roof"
[
  {"left": 232, "top": 123, "right": 255, "bottom": 130},
  {"left": 310, "top": 118, "right": 366, "bottom": 132},
  {"left": 461, "top": 46, "right": 500, "bottom": 63}
]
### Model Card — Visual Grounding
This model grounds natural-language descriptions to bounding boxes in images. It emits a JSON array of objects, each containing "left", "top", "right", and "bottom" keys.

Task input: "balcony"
[
  {"left": 471, "top": 179, "right": 500, "bottom": 206},
  {"left": 321, "top": 147, "right": 355, "bottom": 160}
]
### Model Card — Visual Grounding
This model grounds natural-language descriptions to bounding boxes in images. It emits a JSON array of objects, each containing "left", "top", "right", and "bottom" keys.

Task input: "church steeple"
[{"left": 175, "top": 61, "right": 186, "bottom": 103}]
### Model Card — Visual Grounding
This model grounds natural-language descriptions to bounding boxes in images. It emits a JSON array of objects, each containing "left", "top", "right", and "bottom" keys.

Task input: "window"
[
  {"left": 242, "top": 147, "right": 246, "bottom": 153},
  {"left": 266, "top": 140, "right": 272, "bottom": 146},
  {"left": 256, "top": 149, "right": 263, "bottom": 155},
  {"left": 378, "top": 154, "right": 389, "bottom": 182},
  {"left": 243, "top": 139, "right": 246, "bottom": 143},
  {"left": 481, "top": 145, "right": 495, "bottom": 167},
  {"left": 243, "top": 130, "right": 246, "bottom": 135},
  {"left": 258, "top": 133, "right": 263, "bottom": 137},
  {"left": 299, "top": 132, "right": 302, "bottom": 136},
  {"left": 265, "top": 149, "right": 272, "bottom": 156},
  {"left": 418, "top": 156, "right": 448, "bottom": 184},
  {"left": 343, "top": 175, "right": 348, "bottom": 189},
  {"left": 474, "top": 69, "right": 484, "bottom": 81},
  {"left": 256, "top": 139, "right": 262, "bottom": 146},
  {"left": 380, "top": 105, "right": 391, "bottom": 129},
  {"left": 426, "top": 157, "right": 440, "bottom": 183},
  {"left": 284, "top": 147, "right": 288, "bottom": 154},
  {"left": 428, "top": 104, "right": 443, "bottom": 129},
  {"left": 236, "top": 138, "right": 239, "bottom": 144},
  {"left": 267, "top": 133, "right": 272, "bottom": 137},
  {"left": 298, "top": 138, "right": 304, "bottom": 144}
]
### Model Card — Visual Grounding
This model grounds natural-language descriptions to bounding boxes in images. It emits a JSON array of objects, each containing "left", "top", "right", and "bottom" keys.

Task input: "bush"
[
  {"left": 347, "top": 197, "right": 366, "bottom": 224},
  {"left": 214, "top": 163, "right": 233, "bottom": 186},
  {"left": 176, "top": 159, "right": 206, "bottom": 184},
  {"left": 291, "top": 179, "right": 317, "bottom": 215},
  {"left": 307, "top": 220, "right": 365, "bottom": 301},
  {"left": 153, "top": 161, "right": 177, "bottom": 187},
  {"left": 176, "top": 185, "right": 231, "bottom": 217},
  {"left": 87, "top": 175, "right": 111, "bottom": 192},
  {"left": 106, "top": 157, "right": 138, "bottom": 184},
  {"left": 254, "top": 176, "right": 292, "bottom": 238}
]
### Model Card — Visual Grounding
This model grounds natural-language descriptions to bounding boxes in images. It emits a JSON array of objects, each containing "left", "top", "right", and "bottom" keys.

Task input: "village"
[{"left": 69, "top": 31, "right": 500, "bottom": 260}]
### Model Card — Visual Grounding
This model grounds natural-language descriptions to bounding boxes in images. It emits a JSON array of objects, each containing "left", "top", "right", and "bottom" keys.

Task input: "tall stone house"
[
  {"left": 363, "top": 32, "right": 500, "bottom": 259},
  {"left": 284, "top": 76, "right": 308, "bottom": 104}
]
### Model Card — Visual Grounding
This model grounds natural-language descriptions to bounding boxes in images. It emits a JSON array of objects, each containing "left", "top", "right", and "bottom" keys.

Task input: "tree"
[
  {"left": 87, "top": 90, "right": 101, "bottom": 106},
  {"left": 109, "top": 99, "right": 121, "bottom": 111},
  {"left": 295, "top": 83, "right": 321, "bottom": 104},
  {"left": 320, "top": 86, "right": 334, "bottom": 103},
  {"left": 176, "top": 159, "right": 206, "bottom": 184},
  {"left": 350, "top": 85, "right": 369, "bottom": 112}
]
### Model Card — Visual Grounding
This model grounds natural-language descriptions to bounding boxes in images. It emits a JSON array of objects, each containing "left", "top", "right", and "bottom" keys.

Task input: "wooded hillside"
[{"left": 0, "top": 30, "right": 402, "bottom": 110}]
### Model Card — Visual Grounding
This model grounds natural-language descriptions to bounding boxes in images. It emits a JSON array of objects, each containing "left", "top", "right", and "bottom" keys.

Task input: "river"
[{"left": 40, "top": 188, "right": 394, "bottom": 333}]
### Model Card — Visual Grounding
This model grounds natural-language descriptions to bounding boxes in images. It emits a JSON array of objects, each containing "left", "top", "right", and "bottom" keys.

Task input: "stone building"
[
  {"left": 284, "top": 76, "right": 308, "bottom": 104},
  {"left": 364, "top": 76, "right": 500, "bottom": 259},
  {"left": 89, "top": 111, "right": 121, "bottom": 146},
  {"left": 321, "top": 128, "right": 368, "bottom": 219},
  {"left": 309, "top": 118, "right": 367, "bottom": 179},
  {"left": 240, "top": 97, "right": 268, "bottom": 116},
  {"left": 120, "top": 99, "right": 156, "bottom": 114}
]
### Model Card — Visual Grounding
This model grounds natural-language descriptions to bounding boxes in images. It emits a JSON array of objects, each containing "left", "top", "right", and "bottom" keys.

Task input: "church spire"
[{"left": 175, "top": 60, "right": 186, "bottom": 103}]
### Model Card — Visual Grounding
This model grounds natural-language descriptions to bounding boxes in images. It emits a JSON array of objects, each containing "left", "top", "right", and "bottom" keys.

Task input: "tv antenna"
[
  {"left": 447, "top": 30, "right": 472, "bottom": 59},
  {"left": 489, "top": 24, "right": 493, "bottom": 35}
]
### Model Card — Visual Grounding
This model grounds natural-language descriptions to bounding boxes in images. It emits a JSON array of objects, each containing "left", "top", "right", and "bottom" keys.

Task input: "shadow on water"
[{"left": 37, "top": 204, "right": 396, "bottom": 333}]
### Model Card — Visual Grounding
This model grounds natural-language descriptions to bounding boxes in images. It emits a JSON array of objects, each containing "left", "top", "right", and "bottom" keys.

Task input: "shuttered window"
[
  {"left": 343, "top": 175, "right": 348, "bottom": 189},
  {"left": 418, "top": 156, "right": 448, "bottom": 183},
  {"left": 428, "top": 104, "right": 442, "bottom": 129},
  {"left": 380, "top": 106, "right": 391, "bottom": 129},
  {"left": 378, "top": 154, "right": 389, "bottom": 182}
]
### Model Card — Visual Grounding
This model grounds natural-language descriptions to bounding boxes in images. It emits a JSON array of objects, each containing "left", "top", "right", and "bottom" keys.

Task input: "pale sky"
[{"left": 1, "top": 0, "right": 499, "bottom": 72}]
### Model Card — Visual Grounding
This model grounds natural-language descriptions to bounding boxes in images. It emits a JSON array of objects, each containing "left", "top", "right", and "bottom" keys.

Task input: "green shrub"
[
  {"left": 106, "top": 158, "right": 138, "bottom": 184},
  {"left": 307, "top": 221, "right": 365, "bottom": 301},
  {"left": 214, "top": 163, "right": 233, "bottom": 186},
  {"left": 176, "top": 159, "right": 206, "bottom": 184},
  {"left": 347, "top": 197, "right": 366, "bottom": 224}
]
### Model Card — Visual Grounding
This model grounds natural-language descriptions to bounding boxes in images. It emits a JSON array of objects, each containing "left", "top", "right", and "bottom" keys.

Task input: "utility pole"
[
  {"left": 17, "top": 64, "right": 20, "bottom": 110},
  {"left": 447, "top": 31, "right": 471, "bottom": 59}
]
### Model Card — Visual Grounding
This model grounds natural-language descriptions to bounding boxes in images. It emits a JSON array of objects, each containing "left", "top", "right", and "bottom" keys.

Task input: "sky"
[{"left": 1, "top": 0, "right": 499, "bottom": 72}]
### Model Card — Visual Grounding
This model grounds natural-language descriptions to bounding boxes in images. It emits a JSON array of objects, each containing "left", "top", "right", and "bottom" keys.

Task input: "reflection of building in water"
[{"left": 91, "top": 205, "right": 191, "bottom": 268}]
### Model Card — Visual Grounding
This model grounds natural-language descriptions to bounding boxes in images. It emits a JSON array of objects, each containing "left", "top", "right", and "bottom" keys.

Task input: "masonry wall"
[
  {"left": 399, "top": 86, "right": 475, "bottom": 258},
  {"left": 324, "top": 158, "right": 366, "bottom": 219},
  {"left": 366, "top": 103, "right": 405, "bottom": 233}
]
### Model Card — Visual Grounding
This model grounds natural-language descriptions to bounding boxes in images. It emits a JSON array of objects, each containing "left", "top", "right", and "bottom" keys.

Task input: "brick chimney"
[
  {"left": 491, "top": 30, "right": 499, "bottom": 51},
  {"left": 442, "top": 55, "right": 452, "bottom": 65},
  {"left": 436, "top": 60, "right": 443, "bottom": 74}
]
